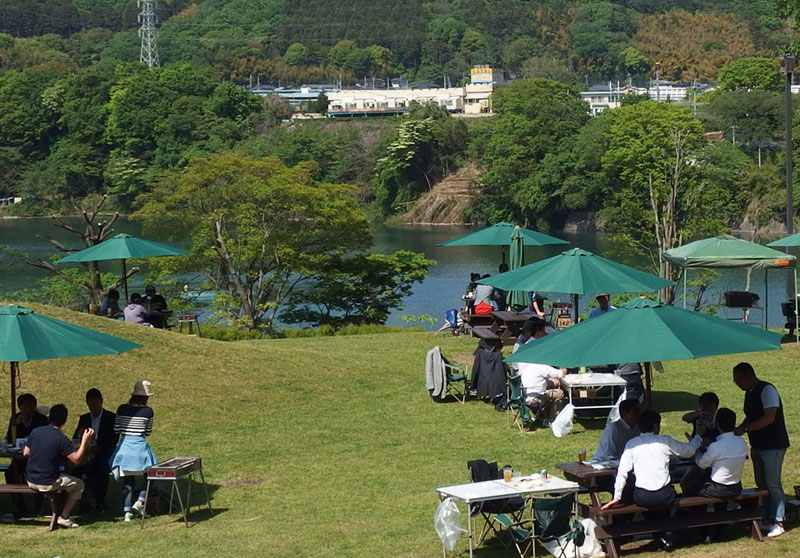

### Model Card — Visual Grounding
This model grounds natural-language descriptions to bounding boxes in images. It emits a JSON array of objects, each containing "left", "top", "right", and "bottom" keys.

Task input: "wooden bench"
[
  {"left": 471, "top": 327, "right": 500, "bottom": 341},
  {"left": 590, "top": 489, "right": 767, "bottom": 558},
  {"left": 0, "top": 484, "right": 62, "bottom": 530}
]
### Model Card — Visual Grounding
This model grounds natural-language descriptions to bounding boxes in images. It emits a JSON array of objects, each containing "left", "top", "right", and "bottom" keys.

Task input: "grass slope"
[{"left": 2, "top": 303, "right": 798, "bottom": 557}]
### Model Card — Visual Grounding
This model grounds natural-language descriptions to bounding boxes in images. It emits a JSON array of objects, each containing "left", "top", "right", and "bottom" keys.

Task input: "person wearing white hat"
[{"left": 108, "top": 380, "right": 157, "bottom": 521}]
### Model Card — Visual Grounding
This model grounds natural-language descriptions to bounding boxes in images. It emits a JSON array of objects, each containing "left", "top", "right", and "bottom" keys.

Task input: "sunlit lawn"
[{"left": 2, "top": 303, "right": 799, "bottom": 558}]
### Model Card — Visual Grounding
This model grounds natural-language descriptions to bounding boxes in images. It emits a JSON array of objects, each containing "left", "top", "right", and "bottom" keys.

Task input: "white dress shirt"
[
  {"left": 613, "top": 432, "right": 702, "bottom": 499},
  {"left": 593, "top": 419, "right": 640, "bottom": 461},
  {"left": 519, "top": 363, "right": 562, "bottom": 401},
  {"left": 695, "top": 431, "right": 748, "bottom": 485},
  {"left": 90, "top": 410, "right": 103, "bottom": 447},
  {"left": 511, "top": 335, "right": 533, "bottom": 372}
]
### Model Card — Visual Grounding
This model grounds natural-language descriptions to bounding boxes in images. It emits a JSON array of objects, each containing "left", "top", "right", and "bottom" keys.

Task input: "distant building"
[
  {"left": 580, "top": 81, "right": 715, "bottom": 115},
  {"left": 250, "top": 65, "right": 503, "bottom": 117}
]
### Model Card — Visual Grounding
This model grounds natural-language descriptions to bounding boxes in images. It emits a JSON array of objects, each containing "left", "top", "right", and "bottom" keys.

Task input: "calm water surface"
[{"left": 0, "top": 218, "right": 795, "bottom": 329}]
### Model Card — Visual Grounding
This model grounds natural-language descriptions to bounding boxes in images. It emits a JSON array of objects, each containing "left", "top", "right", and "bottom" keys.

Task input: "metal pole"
[
  {"left": 122, "top": 259, "right": 129, "bottom": 302},
  {"left": 9, "top": 361, "right": 18, "bottom": 444},
  {"left": 783, "top": 53, "right": 795, "bottom": 298},
  {"left": 644, "top": 361, "right": 653, "bottom": 410},
  {"left": 655, "top": 62, "right": 661, "bottom": 102},
  {"left": 573, "top": 293, "right": 580, "bottom": 324}
]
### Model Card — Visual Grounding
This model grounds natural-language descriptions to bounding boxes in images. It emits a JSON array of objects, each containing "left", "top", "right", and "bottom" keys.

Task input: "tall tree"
[{"left": 133, "top": 152, "right": 371, "bottom": 331}]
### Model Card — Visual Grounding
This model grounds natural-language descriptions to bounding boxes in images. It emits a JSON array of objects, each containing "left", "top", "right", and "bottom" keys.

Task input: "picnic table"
[
  {"left": 559, "top": 372, "right": 627, "bottom": 415},
  {"left": 469, "top": 310, "right": 536, "bottom": 346},
  {"left": 556, "top": 460, "right": 766, "bottom": 558},
  {"left": 436, "top": 474, "right": 579, "bottom": 558}
]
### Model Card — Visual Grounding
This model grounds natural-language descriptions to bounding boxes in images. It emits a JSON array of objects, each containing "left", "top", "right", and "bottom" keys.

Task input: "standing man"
[
  {"left": 588, "top": 293, "right": 616, "bottom": 319},
  {"left": 23, "top": 404, "right": 94, "bottom": 528},
  {"left": 732, "top": 362, "right": 789, "bottom": 538},
  {"left": 72, "top": 388, "right": 118, "bottom": 516}
]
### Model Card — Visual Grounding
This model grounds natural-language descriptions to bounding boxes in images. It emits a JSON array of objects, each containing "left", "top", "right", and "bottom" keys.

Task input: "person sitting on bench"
[
  {"left": 602, "top": 410, "right": 703, "bottom": 550},
  {"left": 23, "top": 404, "right": 94, "bottom": 528},
  {"left": 680, "top": 408, "right": 746, "bottom": 507},
  {"left": 682, "top": 391, "right": 720, "bottom": 444},
  {"left": 594, "top": 398, "right": 641, "bottom": 462}
]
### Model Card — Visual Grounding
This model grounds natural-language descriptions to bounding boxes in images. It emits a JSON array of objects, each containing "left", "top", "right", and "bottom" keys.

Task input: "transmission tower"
[{"left": 138, "top": 0, "right": 160, "bottom": 68}]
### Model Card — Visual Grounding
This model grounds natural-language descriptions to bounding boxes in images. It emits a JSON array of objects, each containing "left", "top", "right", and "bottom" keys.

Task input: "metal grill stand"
[{"left": 140, "top": 456, "right": 213, "bottom": 528}]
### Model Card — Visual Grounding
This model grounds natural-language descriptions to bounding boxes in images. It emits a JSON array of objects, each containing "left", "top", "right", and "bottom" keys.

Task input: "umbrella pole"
[
  {"left": 795, "top": 268, "right": 799, "bottom": 343},
  {"left": 644, "top": 361, "right": 653, "bottom": 410},
  {"left": 122, "top": 259, "right": 129, "bottom": 302},
  {"left": 765, "top": 268, "right": 769, "bottom": 330},
  {"left": 683, "top": 269, "right": 687, "bottom": 309},
  {"left": 572, "top": 293, "right": 579, "bottom": 324},
  {"left": 9, "top": 361, "right": 18, "bottom": 444}
]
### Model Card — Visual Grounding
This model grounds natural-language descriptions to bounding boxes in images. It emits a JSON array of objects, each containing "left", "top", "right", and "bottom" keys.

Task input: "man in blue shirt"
[
  {"left": 23, "top": 404, "right": 94, "bottom": 528},
  {"left": 588, "top": 293, "right": 616, "bottom": 319}
]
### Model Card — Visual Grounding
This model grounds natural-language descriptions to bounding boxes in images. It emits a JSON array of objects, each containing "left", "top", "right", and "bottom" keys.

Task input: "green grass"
[{"left": 2, "top": 302, "right": 800, "bottom": 557}]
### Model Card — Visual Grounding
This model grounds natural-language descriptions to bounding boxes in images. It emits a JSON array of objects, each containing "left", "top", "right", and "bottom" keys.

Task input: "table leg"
[
  {"left": 199, "top": 468, "right": 213, "bottom": 515},
  {"left": 187, "top": 474, "right": 193, "bottom": 515},
  {"left": 468, "top": 506, "right": 473, "bottom": 558},
  {"left": 140, "top": 480, "right": 152, "bottom": 530},
  {"left": 173, "top": 478, "right": 189, "bottom": 528},
  {"left": 169, "top": 481, "right": 176, "bottom": 515}
]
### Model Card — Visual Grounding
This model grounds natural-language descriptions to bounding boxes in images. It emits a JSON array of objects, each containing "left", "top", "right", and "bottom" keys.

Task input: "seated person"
[
  {"left": 529, "top": 292, "right": 548, "bottom": 319},
  {"left": 72, "top": 388, "right": 118, "bottom": 515},
  {"left": 123, "top": 293, "right": 152, "bottom": 326},
  {"left": 474, "top": 274, "right": 507, "bottom": 313},
  {"left": 588, "top": 293, "right": 616, "bottom": 319},
  {"left": 144, "top": 284, "right": 168, "bottom": 312},
  {"left": 593, "top": 398, "right": 641, "bottom": 461},
  {"left": 5, "top": 393, "right": 49, "bottom": 519},
  {"left": 682, "top": 391, "right": 720, "bottom": 443},
  {"left": 510, "top": 320, "right": 536, "bottom": 373},
  {"left": 680, "top": 407, "right": 747, "bottom": 506},
  {"left": 100, "top": 288, "right": 123, "bottom": 318},
  {"left": 462, "top": 272, "right": 481, "bottom": 311},
  {"left": 604, "top": 410, "right": 702, "bottom": 509},
  {"left": 517, "top": 326, "right": 566, "bottom": 422},
  {"left": 23, "top": 404, "right": 94, "bottom": 528}
]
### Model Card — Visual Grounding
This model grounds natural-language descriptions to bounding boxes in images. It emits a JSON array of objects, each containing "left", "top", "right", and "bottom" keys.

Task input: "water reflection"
[{"left": 0, "top": 218, "right": 794, "bottom": 329}]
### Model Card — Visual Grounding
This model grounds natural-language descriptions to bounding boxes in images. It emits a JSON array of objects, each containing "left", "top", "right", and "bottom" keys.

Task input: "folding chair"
[
  {"left": 532, "top": 493, "right": 582, "bottom": 558},
  {"left": 466, "top": 459, "right": 526, "bottom": 546},
  {"left": 426, "top": 346, "right": 469, "bottom": 403},
  {"left": 506, "top": 373, "right": 540, "bottom": 432}
]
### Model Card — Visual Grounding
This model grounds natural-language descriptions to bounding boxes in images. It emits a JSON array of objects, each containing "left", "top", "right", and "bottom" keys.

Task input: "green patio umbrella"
[
  {"left": 767, "top": 231, "right": 800, "bottom": 248},
  {"left": 507, "top": 297, "right": 782, "bottom": 408},
  {"left": 478, "top": 248, "right": 675, "bottom": 322},
  {"left": 506, "top": 226, "right": 529, "bottom": 310},
  {"left": 0, "top": 304, "right": 142, "bottom": 442},
  {"left": 57, "top": 233, "right": 190, "bottom": 301},
  {"left": 438, "top": 222, "right": 570, "bottom": 248}
]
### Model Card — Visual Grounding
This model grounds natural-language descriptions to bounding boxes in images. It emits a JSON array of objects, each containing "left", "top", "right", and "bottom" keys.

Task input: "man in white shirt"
[
  {"left": 593, "top": 399, "right": 641, "bottom": 461},
  {"left": 587, "top": 293, "right": 616, "bottom": 319},
  {"left": 603, "top": 410, "right": 702, "bottom": 510},
  {"left": 518, "top": 361, "right": 566, "bottom": 423},
  {"left": 681, "top": 408, "right": 746, "bottom": 503}
]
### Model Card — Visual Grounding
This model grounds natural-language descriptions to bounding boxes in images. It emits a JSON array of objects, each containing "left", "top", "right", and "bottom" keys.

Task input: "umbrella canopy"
[
  {"left": 478, "top": 248, "right": 674, "bottom": 320},
  {"left": 437, "top": 222, "right": 569, "bottom": 247},
  {"left": 663, "top": 235, "right": 795, "bottom": 269},
  {"left": 0, "top": 304, "right": 141, "bottom": 441},
  {"left": 767, "top": 232, "right": 800, "bottom": 248},
  {"left": 57, "top": 233, "right": 190, "bottom": 300},
  {"left": 507, "top": 297, "right": 782, "bottom": 407},
  {"left": 506, "top": 226, "right": 529, "bottom": 310}
]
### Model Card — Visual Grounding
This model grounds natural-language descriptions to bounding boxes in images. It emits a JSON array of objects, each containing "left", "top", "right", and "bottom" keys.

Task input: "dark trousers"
[{"left": 72, "top": 453, "right": 111, "bottom": 508}]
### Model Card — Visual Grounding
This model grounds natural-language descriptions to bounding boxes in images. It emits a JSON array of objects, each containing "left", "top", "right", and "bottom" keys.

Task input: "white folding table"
[
  {"left": 435, "top": 475, "right": 579, "bottom": 557},
  {"left": 560, "top": 372, "right": 627, "bottom": 412}
]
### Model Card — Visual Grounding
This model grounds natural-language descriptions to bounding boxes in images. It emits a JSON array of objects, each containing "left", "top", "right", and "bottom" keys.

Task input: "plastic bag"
[
  {"left": 542, "top": 518, "right": 605, "bottom": 558},
  {"left": 606, "top": 391, "right": 626, "bottom": 425},
  {"left": 551, "top": 403, "right": 574, "bottom": 438},
  {"left": 434, "top": 497, "right": 462, "bottom": 552}
]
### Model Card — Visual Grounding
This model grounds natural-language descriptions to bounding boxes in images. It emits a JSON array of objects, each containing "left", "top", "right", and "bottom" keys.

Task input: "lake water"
[{"left": 0, "top": 218, "right": 795, "bottom": 329}]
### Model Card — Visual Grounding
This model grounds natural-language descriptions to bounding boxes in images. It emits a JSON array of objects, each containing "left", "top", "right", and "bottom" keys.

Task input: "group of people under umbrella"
[{"left": 436, "top": 223, "right": 796, "bottom": 545}]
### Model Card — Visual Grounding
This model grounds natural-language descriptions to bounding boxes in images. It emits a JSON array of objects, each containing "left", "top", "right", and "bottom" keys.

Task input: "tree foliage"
[
  {"left": 132, "top": 152, "right": 372, "bottom": 331},
  {"left": 717, "top": 57, "right": 782, "bottom": 92}
]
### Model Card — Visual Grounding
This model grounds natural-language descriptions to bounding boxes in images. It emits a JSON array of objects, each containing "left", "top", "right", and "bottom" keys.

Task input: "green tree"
[
  {"left": 717, "top": 57, "right": 782, "bottom": 92},
  {"left": 474, "top": 78, "right": 589, "bottom": 224},
  {"left": 600, "top": 101, "right": 708, "bottom": 299},
  {"left": 280, "top": 250, "right": 435, "bottom": 329},
  {"left": 132, "top": 152, "right": 371, "bottom": 331},
  {"left": 709, "top": 90, "right": 783, "bottom": 145},
  {"left": 283, "top": 42, "right": 311, "bottom": 66}
]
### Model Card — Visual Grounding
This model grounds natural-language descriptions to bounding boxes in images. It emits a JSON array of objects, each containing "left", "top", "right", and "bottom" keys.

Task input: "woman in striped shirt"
[{"left": 108, "top": 380, "right": 157, "bottom": 521}]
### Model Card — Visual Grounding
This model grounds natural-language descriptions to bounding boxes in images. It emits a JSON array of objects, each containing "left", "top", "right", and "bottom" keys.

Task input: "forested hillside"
[{"left": 0, "top": 0, "right": 788, "bottom": 84}]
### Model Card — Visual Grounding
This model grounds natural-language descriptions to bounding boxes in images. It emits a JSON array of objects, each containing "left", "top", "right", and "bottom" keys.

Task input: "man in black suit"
[{"left": 72, "top": 388, "right": 118, "bottom": 515}]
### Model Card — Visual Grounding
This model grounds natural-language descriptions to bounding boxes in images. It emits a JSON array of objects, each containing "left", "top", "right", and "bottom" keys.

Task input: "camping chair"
[
  {"left": 426, "top": 346, "right": 469, "bottom": 403},
  {"left": 531, "top": 493, "right": 582, "bottom": 558},
  {"left": 506, "top": 373, "right": 540, "bottom": 432},
  {"left": 466, "top": 459, "right": 527, "bottom": 546}
]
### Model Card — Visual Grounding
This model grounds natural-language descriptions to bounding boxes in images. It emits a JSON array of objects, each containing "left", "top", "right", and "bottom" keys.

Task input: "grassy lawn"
[{"left": 2, "top": 303, "right": 799, "bottom": 558}]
